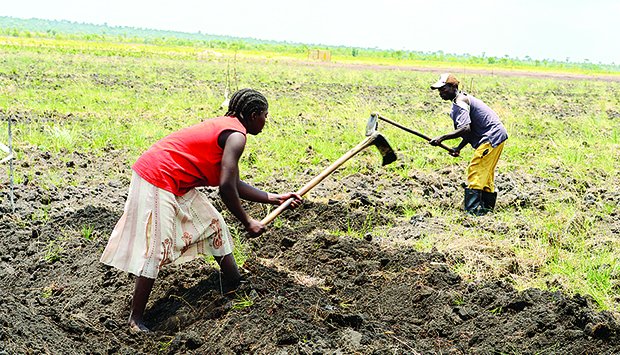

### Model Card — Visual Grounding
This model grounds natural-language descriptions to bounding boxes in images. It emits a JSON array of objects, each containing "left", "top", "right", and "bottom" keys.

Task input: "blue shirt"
[{"left": 451, "top": 92, "right": 508, "bottom": 148}]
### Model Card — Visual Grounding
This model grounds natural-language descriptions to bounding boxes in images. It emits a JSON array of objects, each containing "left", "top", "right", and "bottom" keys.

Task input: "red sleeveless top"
[{"left": 132, "top": 116, "right": 247, "bottom": 196}]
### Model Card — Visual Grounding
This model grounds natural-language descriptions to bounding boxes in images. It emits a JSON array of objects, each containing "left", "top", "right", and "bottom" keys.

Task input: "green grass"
[
  {"left": 231, "top": 293, "right": 254, "bottom": 311},
  {"left": 81, "top": 224, "right": 95, "bottom": 241},
  {"left": 44, "top": 240, "right": 63, "bottom": 263},
  {"left": 1, "top": 34, "right": 619, "bottom": 311}
]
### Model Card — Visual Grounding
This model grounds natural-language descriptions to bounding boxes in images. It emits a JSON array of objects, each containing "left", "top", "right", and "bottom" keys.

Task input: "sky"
[{"left": 2, "top": 0, "right": 618, "bottom": 64}]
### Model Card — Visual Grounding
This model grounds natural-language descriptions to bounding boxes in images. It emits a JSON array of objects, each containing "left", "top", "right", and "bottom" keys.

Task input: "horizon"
[
  {"left": 2, "top": 1, "right": 619, "bottom": 65},
  {"left": 0, "top": 15, "right": 608, "bottom": 67}
]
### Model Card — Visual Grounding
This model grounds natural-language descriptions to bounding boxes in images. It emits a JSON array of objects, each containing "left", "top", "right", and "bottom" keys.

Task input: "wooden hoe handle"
[
  {"left": 260, "top": 132, "right": 379, "bottom": 225},
  {"left": 376, "top": 114, "right": 454, "bottom": 153}
]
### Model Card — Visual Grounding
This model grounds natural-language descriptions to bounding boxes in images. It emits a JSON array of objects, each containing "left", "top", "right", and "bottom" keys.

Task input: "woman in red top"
[{"left": 100, "top": 88, "right": 302, "bottom": 332}]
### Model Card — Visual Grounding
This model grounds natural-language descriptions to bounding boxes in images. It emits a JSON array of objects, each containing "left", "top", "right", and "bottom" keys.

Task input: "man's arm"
[{"left": 429, "top": 124, "right": 471, "bottom": 146}]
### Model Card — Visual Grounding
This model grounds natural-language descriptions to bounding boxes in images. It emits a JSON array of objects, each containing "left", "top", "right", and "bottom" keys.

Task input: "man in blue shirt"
[{"left": 429, "top": 73, "right": 508, "bottom": 215}]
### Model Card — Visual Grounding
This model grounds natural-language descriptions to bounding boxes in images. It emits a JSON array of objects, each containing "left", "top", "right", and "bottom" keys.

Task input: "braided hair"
[{"left": 225, "top": 88, "right": 268, "bottom": 122}]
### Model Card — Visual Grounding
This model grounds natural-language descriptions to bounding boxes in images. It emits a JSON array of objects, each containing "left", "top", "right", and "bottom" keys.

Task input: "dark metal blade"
[{"left": 373, "top": 134, "right": 397, "bottom": 166}]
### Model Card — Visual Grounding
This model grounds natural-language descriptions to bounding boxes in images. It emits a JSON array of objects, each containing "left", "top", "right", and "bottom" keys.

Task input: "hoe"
[
  {"left": 369, "top": 113, "right": 455, "bottom": 153},
  {"left": 260, "top": 115, "right": 397, "bottom": 225}
]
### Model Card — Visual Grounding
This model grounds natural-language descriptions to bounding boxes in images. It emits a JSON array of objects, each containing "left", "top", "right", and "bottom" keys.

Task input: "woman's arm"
[
  {"left": 237, "top": 180, "right": 276, "bottom": 204},
  {"left": 219, "top": 132, "right": 265, "bottom": 236},
  {"left": 237, "top": 181, "right": 302, "bottom": 208}
]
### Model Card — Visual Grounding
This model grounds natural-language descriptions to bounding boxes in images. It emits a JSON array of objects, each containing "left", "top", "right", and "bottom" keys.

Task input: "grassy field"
[{"left": 1, "top": 34, "right": 619, "bottom": 311}]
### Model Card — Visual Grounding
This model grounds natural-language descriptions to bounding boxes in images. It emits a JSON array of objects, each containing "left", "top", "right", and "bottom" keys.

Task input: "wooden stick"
[
  {"left": 376, "top": 114, "right": 454, "bottom": 153},
  {"left": 260, "top": 132, "right": 379, "bottom": 225}
]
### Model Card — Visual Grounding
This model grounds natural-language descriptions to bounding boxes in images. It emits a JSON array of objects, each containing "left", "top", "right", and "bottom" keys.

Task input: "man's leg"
[
  {"left": 480, "top": 142, "right": 504, "bottom": 212},
  {"left": 466, "top": 142, "right": 504, "bottom": 214},
  {"left": 481, "top": 190, "right": 497, "bottom": 211},
  {"left": 464, "top": 187, "right": 485, "bottom": 215},
  {"left": 482, "top": 142, "right": 504, "bottom": 193}
]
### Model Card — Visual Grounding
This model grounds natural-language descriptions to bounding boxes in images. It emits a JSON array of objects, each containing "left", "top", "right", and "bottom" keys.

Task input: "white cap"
[{"left": 430, "top": 73, "right": 459, "bottom": 89}]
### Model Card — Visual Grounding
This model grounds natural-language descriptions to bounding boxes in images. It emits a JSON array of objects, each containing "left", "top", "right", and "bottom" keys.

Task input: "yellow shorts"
[{"left": 467, "top": 141, "right": 505, "bottom": 192}]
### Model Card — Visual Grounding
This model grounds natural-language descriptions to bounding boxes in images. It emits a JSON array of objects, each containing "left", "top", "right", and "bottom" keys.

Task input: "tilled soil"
[{"left": 1, "top": 149, "right": 619, "bottom": 354}]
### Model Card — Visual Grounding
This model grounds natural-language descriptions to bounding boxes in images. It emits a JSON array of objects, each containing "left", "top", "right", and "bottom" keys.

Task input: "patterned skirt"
[{"left": 100, "top": 171, "right": 233, "bottom": 279}]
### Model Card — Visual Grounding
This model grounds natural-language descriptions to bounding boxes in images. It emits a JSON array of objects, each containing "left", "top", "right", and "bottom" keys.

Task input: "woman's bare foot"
[
  {"left": 128, "top": 317, "right": 150, "bottom": 332},
  {"left": 128, "top": 276, "right": 155, "bottom": 333},
  {"left": 222, "top": 275, "right": 243, "bottom": 294}
]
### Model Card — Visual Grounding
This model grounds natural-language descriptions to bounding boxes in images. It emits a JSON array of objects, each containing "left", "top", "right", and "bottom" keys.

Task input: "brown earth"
[
  {"left": 1, "top": 142, "right": 619, "bottom": 354},
  {"left": 297, "top": 59, "right": 620, "bottom": 83}
]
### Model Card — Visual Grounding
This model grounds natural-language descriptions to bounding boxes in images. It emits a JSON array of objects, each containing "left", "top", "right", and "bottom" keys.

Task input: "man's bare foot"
[{"left": 128, "top": 318, "right": 150, "bottom": 332}]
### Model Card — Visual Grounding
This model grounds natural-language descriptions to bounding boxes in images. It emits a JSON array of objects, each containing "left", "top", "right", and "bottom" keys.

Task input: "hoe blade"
[{"left": 373, "top": 134, "right": 397, "bottom": 166}]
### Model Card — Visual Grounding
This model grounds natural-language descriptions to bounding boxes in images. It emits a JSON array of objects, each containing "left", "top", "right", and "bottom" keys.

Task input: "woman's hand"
[
  {"left": 277, "top": 193, "right": 303, "bottom": 209},
  {"left": 245, "top": 218, "right": 267, "bottom": 238}
]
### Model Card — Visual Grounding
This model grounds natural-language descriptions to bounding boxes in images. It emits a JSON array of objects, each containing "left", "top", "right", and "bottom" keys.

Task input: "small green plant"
[
  {"left": 272, "top": 216, "right": 284, "bottom": 228},
  {"left": 360, "top": 211, "right": 376, "bottom": 236},
  {"left": 231, "top": 293, "right": 254, "bottom": 311},
  {"left": 328, "top": 211, "right": 378, "bottom": 239},
  {"left": 40, "top": 169, "right": 67, "bottom": 190},
  {"left": 489, "top": 306, "right": 503, "bottom": 315},
  {"left": 31, "top": 206, "right": 51, "bottom": 222},
  {"left": 44, "top": 240, "right": 63, "bottom": 263},
  {"left": 230, "top": 225, "right": 250, "bottom": 267},
  {"left": 41, "top": 283, "right": 63, "bottom": 298},
  {"left": 41, "top": 286, "right": 53, "bottom": 299},
  {"left": 339, "top": 301, "right": 353, "bottom": 308},
  {"left": 81, "top": 224, "right": 95, "bottom": 241},
  {"left": 453, "top": 294, "right": 465, "bottom": 306},
  {"left": 158, "top": 337, "right": 174, "bottom": 353}
]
